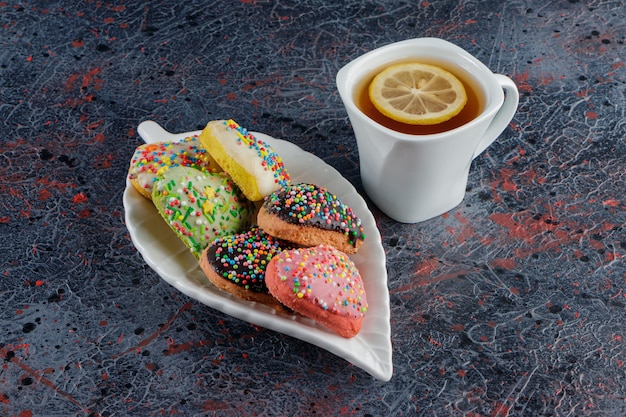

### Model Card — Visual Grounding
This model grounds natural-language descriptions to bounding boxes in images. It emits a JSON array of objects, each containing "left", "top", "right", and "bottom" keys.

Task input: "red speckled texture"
[{"left": 1, "top": 1, "right": 624, "bottom": 416}]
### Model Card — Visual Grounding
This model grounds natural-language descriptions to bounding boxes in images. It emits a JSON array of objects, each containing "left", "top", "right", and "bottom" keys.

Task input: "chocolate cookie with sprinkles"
[
  {"left": 257, "top": 183, "right": 366, "bottom": 254},
  {"left": 199, "top": 226, "right": 295, "bottom": 310}
]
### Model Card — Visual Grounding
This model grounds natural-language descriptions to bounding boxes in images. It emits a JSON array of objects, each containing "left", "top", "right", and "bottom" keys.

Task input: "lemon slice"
[{"left": 369, "top": 62, "right": 468, "bottom": 125}]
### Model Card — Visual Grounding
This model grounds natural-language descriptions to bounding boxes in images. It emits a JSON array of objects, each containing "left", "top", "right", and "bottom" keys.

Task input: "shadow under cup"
[{"left": 336, "top": 38, "right": 519, "bottom": 224}]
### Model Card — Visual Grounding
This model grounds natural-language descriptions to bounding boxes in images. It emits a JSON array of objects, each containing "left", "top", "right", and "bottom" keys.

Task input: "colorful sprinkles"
[
  {"left": 206, "top": 226, "right": 293, "bottom": 293},
  {"left": 128, "top": 136, "right": 218, "bottom": 192},
  {"left": 223, "top": 119, "right": 290, "bottom": 188},
  {"left": 273, "top": 245, "right": 368, "bottom": 318},
  {"left": 152, "top": 167, "right": 252, "bottom": 257},
  {"left": 263, "top": 183, "right": 366, "bottom": 247}
]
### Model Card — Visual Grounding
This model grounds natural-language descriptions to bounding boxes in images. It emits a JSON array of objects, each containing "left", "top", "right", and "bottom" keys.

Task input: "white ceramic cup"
[{"left": 337, "top": 38, "right": 519, "bottom": 223}]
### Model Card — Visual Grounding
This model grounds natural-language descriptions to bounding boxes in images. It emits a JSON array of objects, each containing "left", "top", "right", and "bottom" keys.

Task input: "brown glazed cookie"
[
  {"left": 199, "top": 226, "right": 294, "bottom": 310},
  {"left": 257, "top": 183, "right": 366, "bottom": 254}
]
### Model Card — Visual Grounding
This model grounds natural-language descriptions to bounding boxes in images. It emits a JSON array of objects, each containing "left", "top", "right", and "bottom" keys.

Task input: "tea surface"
[{"left": 355, "top": 59, "right": 484, "bottom": 135}]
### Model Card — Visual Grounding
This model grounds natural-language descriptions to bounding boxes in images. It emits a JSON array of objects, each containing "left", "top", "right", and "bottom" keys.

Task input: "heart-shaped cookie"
[{"left": 265, "top": 244, "right": 368, "bottom": 338}]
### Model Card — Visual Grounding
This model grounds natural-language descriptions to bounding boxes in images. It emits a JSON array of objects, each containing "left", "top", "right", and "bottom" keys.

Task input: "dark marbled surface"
[{"left": 1, "top": 0, "right": 625, "bottom": 416}]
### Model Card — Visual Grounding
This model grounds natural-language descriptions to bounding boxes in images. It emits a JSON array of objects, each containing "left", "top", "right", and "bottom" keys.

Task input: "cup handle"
[{"left": 473, "top": 74, "right": 519, "bottom": 159}]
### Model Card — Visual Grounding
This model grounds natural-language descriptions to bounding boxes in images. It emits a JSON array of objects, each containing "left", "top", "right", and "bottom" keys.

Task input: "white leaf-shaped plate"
[{"left": 123, "top": 121, "right": 393, "bottom": 381}]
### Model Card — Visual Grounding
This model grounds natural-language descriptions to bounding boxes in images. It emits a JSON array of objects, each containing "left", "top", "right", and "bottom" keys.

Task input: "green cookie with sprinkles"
[{"left": 152, "top": 166, "right": 254, "bottom": 259}]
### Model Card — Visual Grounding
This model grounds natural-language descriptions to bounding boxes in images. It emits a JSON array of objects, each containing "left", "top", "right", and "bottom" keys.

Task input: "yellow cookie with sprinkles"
[{"left": 199, "top": 119, "right": 291, "bottom": 201}]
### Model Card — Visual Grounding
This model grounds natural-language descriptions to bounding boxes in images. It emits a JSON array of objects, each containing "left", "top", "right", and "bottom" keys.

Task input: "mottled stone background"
[{"left": 1, "top": 1, "right": 624, "bottom": 416}]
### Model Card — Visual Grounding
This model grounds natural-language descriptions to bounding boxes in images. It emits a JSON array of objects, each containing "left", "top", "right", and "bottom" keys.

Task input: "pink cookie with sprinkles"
[
  {"left": 128, "top": 136, "right": 222, "bottom": 199},
  {"left": 199, "top": 226, "right": 294, "bottom": 310},
  {"left": 151, "top": 166, "right": 254, "bottom": 259},
  {"left": 198, "top": 119, "right": 291, "bottom": 201},
  {"left": 257, "top": 183, "right": 366, "bottom": 254},
  {"left": 265, "top": 244, "right": 368, "bottom": 338}
]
